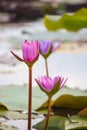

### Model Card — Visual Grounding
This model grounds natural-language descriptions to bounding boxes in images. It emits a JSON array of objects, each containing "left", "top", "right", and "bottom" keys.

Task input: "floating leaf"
[
  {"left": 53, "top": 94, "right": 87, "bottom": 116},
  {"left": 36, "top": 94, "right": 87, "bottom": 116},
  {"left": 33, "top": 116, "right": 65, "bottom": 130},
  {"left": 36, "top": 100, "right": 54, "bottom": 114},
  {"left": 69, "top": 127, "right": 87, "bottom": 130},
  {"left": 66, "top": 116, "right": 87, "bottom": 130},
  {"left": 0, "top": 111, "right": 28, "bottom": 120},
  {"left": 78, "top": 108, "right": 87, "bottom": 116},
  {"left": 0, "top": 85, "right": 87, "bottom": 111},
  {"left": 0, "top": 103, "right": 8, "bottom": 111},
  {"left": 0, "top": 85, "right": 48, "bottom": 111},
  {"left": 53, "top": 94, "right": 87, "bottom": 109},
  {"left": 44, "top": 8, "right": 87, "bottom": 31}
]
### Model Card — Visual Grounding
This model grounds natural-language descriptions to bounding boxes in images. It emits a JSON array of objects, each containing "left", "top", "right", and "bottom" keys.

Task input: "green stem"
[
  {"left": 67, "top": 114, "right": 73, "bottom": 123},
  {"left": 45, "top": 58, "right": 49, "bottom": 77},
  {"left": 44, "top": 96, "right": 52, "bottom": 130},
  {"left": 67, "top": 114, "right": 79, "bottom": 124},
  {"left": 28, "top": 66, "right": 32, "bottom": 130}
]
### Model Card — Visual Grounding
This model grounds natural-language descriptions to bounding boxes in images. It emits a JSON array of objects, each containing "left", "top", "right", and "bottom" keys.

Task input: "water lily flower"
[
  {"left": 35, "top": 76, "right": 67, "bottom": 97},
  {"left": 11, "top": 40, "right": 39, "bottom": 67},
  {"left": 39, "top": 40, "right": 52, "bottom": 59},
  {"left": 39, "top": 40, "right": 60, "bottom": 77},
  {"left": 35, "top": 76, "right": 67, "bottom": 130},
  {"left": 39, "top": 40, "right": 52, "bottom": 77},
  {"left": 11, "top": 40, "right": 39, "bottom": 130},
  {"left": 39, "top": 40, "right": 60, "bottom": 58}
]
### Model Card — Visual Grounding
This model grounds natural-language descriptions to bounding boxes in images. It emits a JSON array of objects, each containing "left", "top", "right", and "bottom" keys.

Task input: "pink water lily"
[
  {"left": 11, "top": 40, "right": 39, "bottom": 66},
  {"left": 11, "top": 40, "right": 39, "bottom": 130},
  {"left": 35, "top": 76, "right": 67, "bottom": 130},
  {"left": 35, "top": 76, "right": 67, "bottom": 96},
  {"left": 22, "top": 40, "right": 39, "bottom": 63}
]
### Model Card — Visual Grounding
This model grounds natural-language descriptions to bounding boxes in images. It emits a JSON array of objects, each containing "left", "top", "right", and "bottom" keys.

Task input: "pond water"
[
  {"left": 0, "top": 52, "right": 87, "bottom": 90},
  {"left": 0, "top": 19, "right": 87, "bottom": 130},
  {"left": 0, "top": 19, "right": 87, "bottom": 90}
]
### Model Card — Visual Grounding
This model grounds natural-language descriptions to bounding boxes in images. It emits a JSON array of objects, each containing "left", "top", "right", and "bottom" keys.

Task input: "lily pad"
[
  {"left": 78, "top": 108, "right": 87, "bottom": 116},
  {"left": 36, "top": 94, "right": 87, "bottom": 116},
  {"left": 66, "top": 116, "right": 87, "bottom": 130},
  {"left": 0, "top": 85, "right": 87, "bottom": 112},
  {"left": 0, "top": 103, "right": 8, "bottom": 111},
  {"left": 0, "top": 111, "right": 28, "bottom": 120},
  {"left": 44, "top": 8, "right": 87, "bottom": 31},
  {"left": 0, "top": 85, "right": 47, "bottom": 111},
  {"left": 53, "top": 94, "right": 87, "bottom": 116},
  {"left": 53, "top": 94, "right": 87, "bottom": 109},
  {"left": 33, "top": 115, "right": 65, "bottom": 130}
]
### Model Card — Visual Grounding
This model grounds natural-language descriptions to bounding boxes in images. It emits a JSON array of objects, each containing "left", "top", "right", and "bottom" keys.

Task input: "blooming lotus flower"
[
  {"left": 39, "top": 41, "right": 52, "bottom": 59},
  {"left": 11, "top": 40, "right": 39, "bottom": 66},
  {"left": 35, "top": 76, "right": 67, "bottom": 97}
]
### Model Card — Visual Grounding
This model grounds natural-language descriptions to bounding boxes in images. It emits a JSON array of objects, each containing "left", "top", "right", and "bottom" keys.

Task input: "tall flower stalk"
[
  {"left": 45, "top": 58, "right": 49, "bottom": 77},
  {"left": 35, "top": 76, "right": 67, "bottom": 130},
  {"left": 11, "top": 40, "right": 39, "bottom": 130},
  {"left": 44, "top": 96, "right": 52, "bottom": 130},
  {"left": 28, "top": 66, "right": 32, "bottom": 130}
]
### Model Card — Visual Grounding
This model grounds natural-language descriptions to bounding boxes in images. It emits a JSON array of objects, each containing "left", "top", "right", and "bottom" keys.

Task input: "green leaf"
[
  {"left": 78, "top": 108, "right": 87, "bottom": 116},
  {"left": 66, "top": 116, "right": 87, "bottom": 130},
  {"left": 36, "top": 94, "right": 87, "bottom": 116},
  {"left": 0, "top": 103, "right": 8, "bottom": 111},
  {"left": 53, "top": 94, "right": 87, "bottom": 109},
  {"left": 0, "top": 85, "right": 47, "bottom": 111},
  {"left": 36, "top": 100, "right": 54, "bottom": 114},
  {"left": 0, "top": 111, "right": 28, "bottom": 120},
  {"left": 0, "top": 85, "right": 87, "bottom": 111},
  {"left": 69, "top": 126, "right": 87, "bottom": 130},
  {"left": 44, "top": 8, "right": 87, "bottom": 31},
  {"left": 53, "top": 94, "right": 87, "bottom": 116},
  {"left": 33, "top": 116, "right": 65, "bottom": 130}
]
